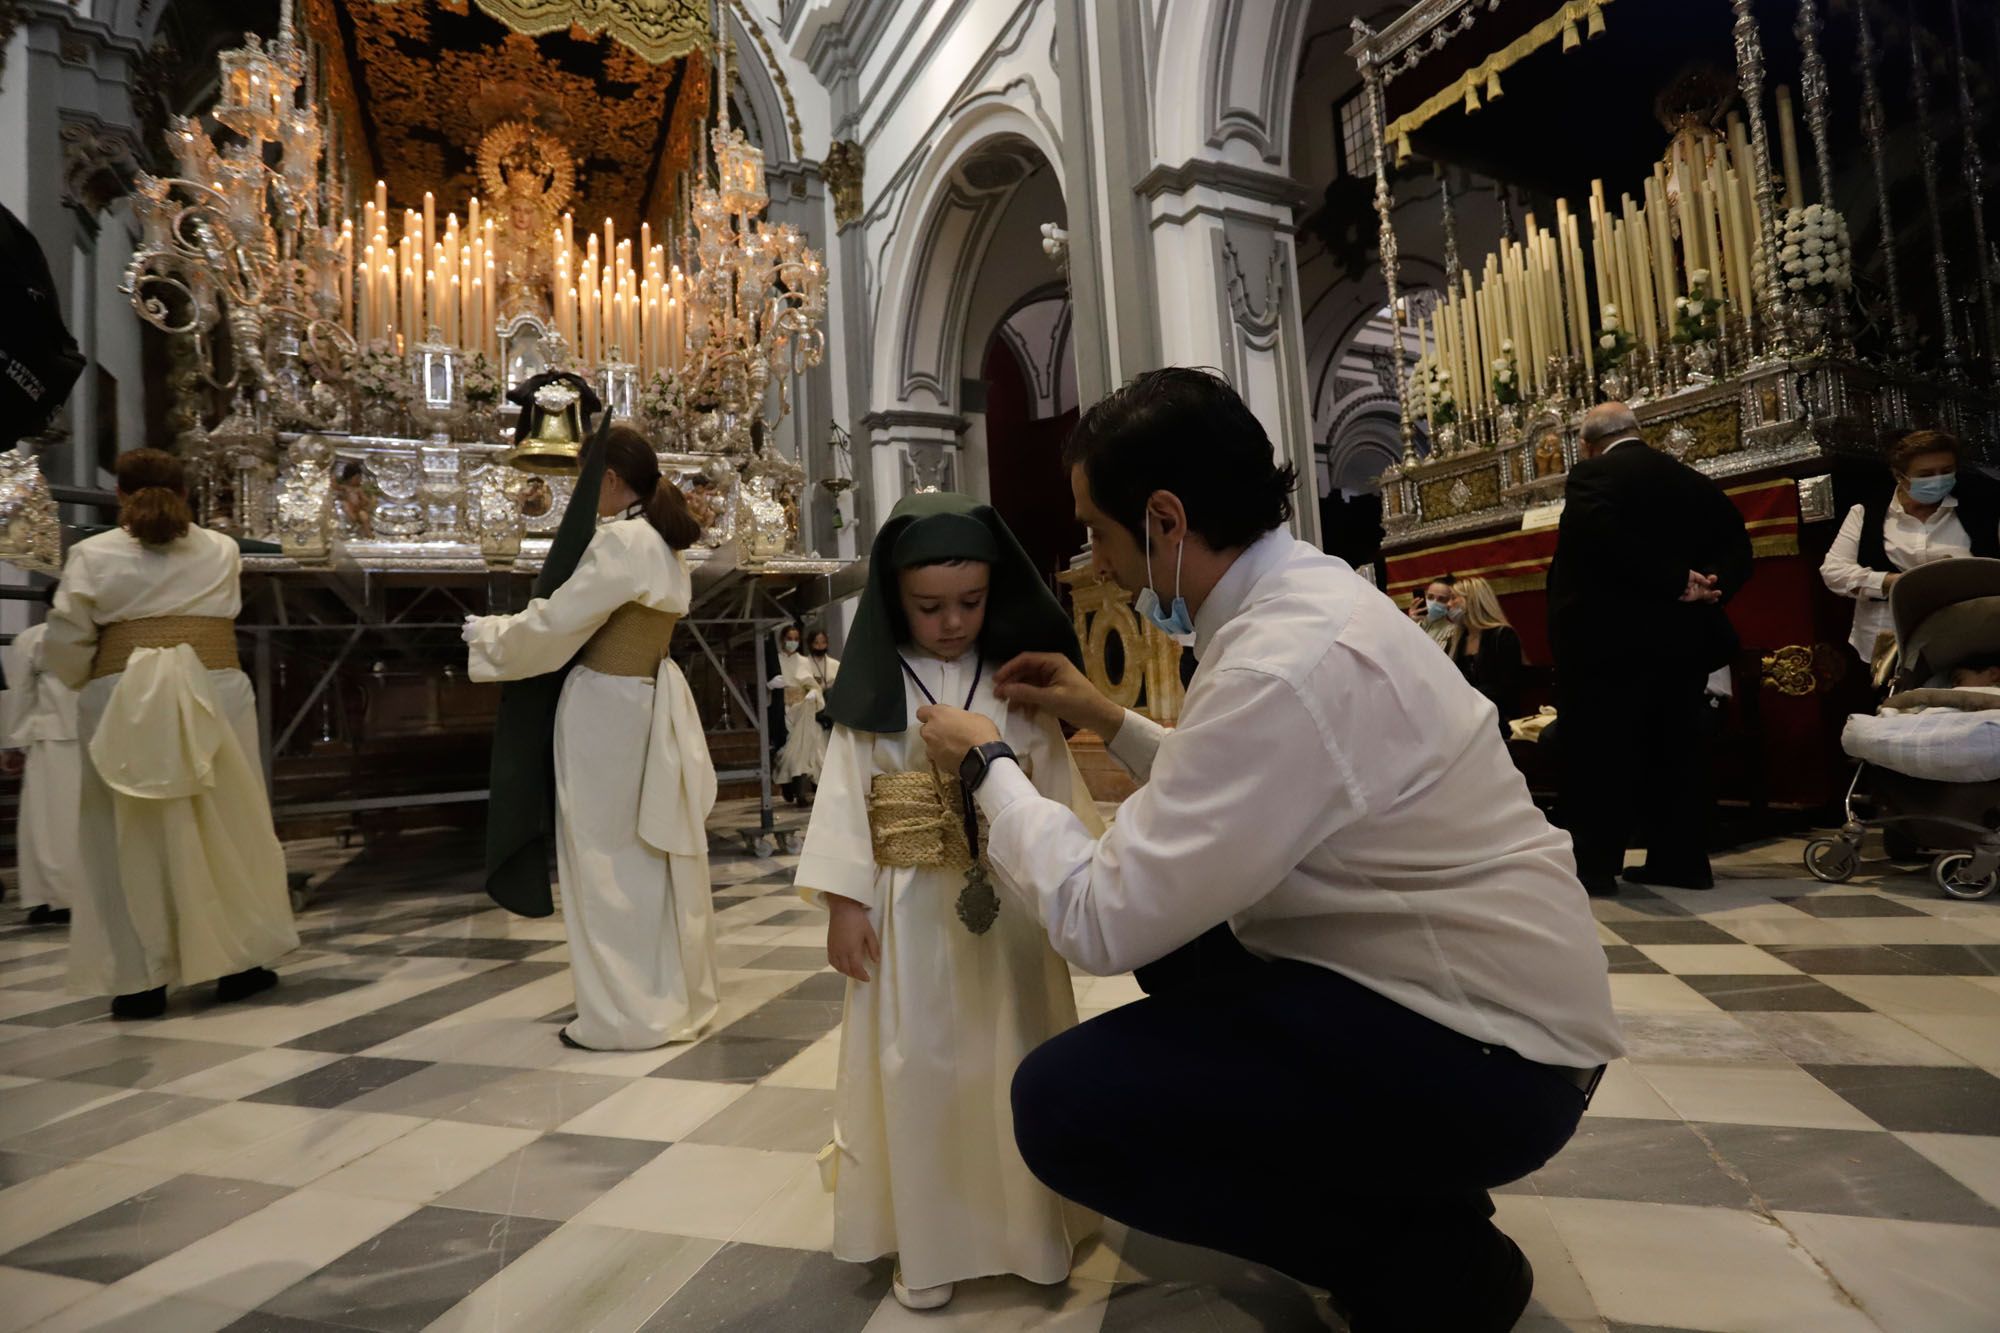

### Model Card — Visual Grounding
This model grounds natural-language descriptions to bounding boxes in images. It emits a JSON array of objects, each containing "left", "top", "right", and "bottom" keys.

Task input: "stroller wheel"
[
  {"left": 1933, "top": 853, "right": 1999, "bottom": 901},
  {"left": 1805, "top": 838, "right": 1859, "bottom": 884}
]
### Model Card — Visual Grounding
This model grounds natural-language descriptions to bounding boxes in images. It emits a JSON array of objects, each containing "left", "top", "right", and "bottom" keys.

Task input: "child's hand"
[{"left": 827, "top": 896, "right": 880, "bottom": 983}]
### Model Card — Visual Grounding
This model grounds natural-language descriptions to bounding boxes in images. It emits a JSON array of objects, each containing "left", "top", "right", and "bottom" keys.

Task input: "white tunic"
[
  {"left": 775, "top": 649, "right": 839, "bottom": 783},
  {"left": 44, "top": 526, "right": 297, "bottom": 994},
  {"left": 796, "top": 653, "right": 1099, "bottom": 1290},
  {"left": 467, "top": 517, "right": 720, "bottom": 1050},
  {"left": 1, "top": 623, "right": 83, "bottom": 911}
]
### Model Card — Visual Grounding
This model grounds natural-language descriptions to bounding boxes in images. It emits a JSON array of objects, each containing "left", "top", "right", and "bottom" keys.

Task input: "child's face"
[
  {"left": 1952, "top": 665, "right": 2000, "bottom": 688},
  {"left": 898, "top": 562, "right": 990, "bottom": 661}
]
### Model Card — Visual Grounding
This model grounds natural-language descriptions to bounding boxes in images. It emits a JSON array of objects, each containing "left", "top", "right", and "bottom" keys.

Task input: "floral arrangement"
[
  {"left": 461, "top": 353, "right": 501, "bottom": 408},
  {"left": 1423, "top": 359, "right": 1458, "bottom": 426},
  {"left": 1779, "top": 204, "right": 1853, "bottom": 307},
  {"left": 1672, "top": 271, "right": 1724, "bottom": 344},
  {"left": 1596, "top": 304, "right": 1637, "bottom": 370},
  {"left": 1490, "top": 339, "right": 1521, "bottom": 407},
  {"left": 351, "top": 343, "right": 412, "bottom": 408}
]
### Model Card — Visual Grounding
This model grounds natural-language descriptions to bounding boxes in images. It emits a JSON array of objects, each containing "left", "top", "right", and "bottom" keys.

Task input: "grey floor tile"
[
  {"left": 1758, "top": 946, "right": 1946, "bottom": 976},
  {"left": 1603, "top": 945, "right": 1668, "bottom": 975},
  {"left": 282, "top": 964, "right": 564, "bottom": 1055},
  {"left": 3, "top": 1172, "right": 288, "bottom": 1282},
  {"left": 9, "top": 997, "right": 117, "bottom": 1028},
  {"left": 434, "top": 1132, "right": 666, "bottom": 1220},
  {"left": 0, "top": 1035, "right": 253, "bottom": 1089},
  {"left": 637, "top": 1242, "right": 889, "bottom": 1332},
  {"left": 1678, "top": 974, "right": 1872, "bottom": 1012},
  {"left": 1613, "top": 1012, "right": 1782, "bottom": 1064},
  {"left": 780, "top": 972, "right": 849, "bottom": 1003},
  {"left": 742, "top": 947, "right": 829, "bottom": 971},
  {"left": 710, "top": 999, "right": 843, "bottom": 1042},
  {"left": 680, "top": 1085, "right": 835, "bottom": 1153},
  {"left": 0, "top": 1149, "right": 65, "bottom": 1189},
  {"left": 259, "top": 1205, "right": 560, "bottom": 1332},
  {"left": 245, "top": 1056, "right": 432, "bottom": 1109},
  {"left": 1775, "top": 894, "right": 1926, "bottom": 919},
  {"left": 1880, "top": 944, "right": 2000, "bottom": 976},
  {"left": 1695, "top": 1122, "right": 2000, "bottom": 1225},
  {"left": 1608, "top": 919, "right": 1744, "bottom": 945},
  {"left": 344, "top": 1063, "right": 628, "bottom": 1131},
  {"left": 1, "top": 1090, "right": 213, "bottom": 1158},
  {"left": 225, "top": 1314, "right": 367, "bottom": 1332},
  {"left": 391, "top": 938, "right": 554, "bottom": 961},
  {"left": 1803, "top": 1064, "right": 2000, "bottom": 1135},
  {"left": 757, "top": 910, "right": 818, "bottom": 926},
  {"left": 651, "top": 1037, "right": 810, "bottom": 1084},
  {"left": 1528, "top": 1117, "right": 1757, "bottom": 1208}
]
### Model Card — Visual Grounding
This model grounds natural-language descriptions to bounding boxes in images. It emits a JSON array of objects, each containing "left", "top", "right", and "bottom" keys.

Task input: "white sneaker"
[{"left": 892, "top": 1268, "right": 954, "bottom": 1310}]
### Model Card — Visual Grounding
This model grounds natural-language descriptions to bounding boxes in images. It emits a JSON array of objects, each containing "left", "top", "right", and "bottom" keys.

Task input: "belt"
[
  {"left": 1549, "top": 1063, "right": 1606, "bottom": 1101},
  {"left": 867, "top": 770, "right": 988, "bottom": 871},
  {"left": 576, "top": 603, "right": 680, "bottom": 678},
  {"left": 91, "top": 615, "right": 239, "bottom": 680}
]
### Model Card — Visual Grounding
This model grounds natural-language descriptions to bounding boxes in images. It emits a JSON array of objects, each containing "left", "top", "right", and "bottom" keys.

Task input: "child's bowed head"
[{"left": 892, "top": 510, "right": 997, "bottom": 664}]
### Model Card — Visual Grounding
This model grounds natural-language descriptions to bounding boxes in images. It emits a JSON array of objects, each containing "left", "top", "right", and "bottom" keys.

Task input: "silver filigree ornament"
[
  {"left": 0, "top": 444, "right": 61, "bottom": 575},
  {"left": 275, "top": 434, "right": 336, "bottom": 561}
]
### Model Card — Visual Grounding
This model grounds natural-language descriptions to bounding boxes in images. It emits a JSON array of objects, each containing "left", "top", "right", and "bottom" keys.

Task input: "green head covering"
[{"left": 823, "top": 491, "right": 1081, "bottom": 733}]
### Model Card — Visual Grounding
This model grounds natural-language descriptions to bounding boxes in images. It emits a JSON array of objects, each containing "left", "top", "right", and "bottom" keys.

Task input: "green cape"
[
  {"left": 482, "top": 416, "right": 609, "bottom": 918},
  {"left": 822, "top": 491, "right": 1081, "bottom": 734}
]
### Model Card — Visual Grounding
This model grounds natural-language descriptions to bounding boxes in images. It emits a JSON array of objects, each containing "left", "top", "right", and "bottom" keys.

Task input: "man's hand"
[
  {"left": 826, "top": 896, "right": 880, "bottom": 983},
  {"left": 916, "top": 705, "right": 1001, "bottom": 775},
  {"left": 1679, "top": 570, "right": 1722, "bottom": 604},
  {"left": 0, "top": 750, "right": 22, "bottom": 777},
  {"left": 993, "top": 652, "right": 1124, "bottom": 738}
]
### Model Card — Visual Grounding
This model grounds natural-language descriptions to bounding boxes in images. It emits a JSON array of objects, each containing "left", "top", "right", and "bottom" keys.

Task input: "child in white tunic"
[
  {"left": 796, "top": 493, "right": 1098, "bottom": 1310},
  {"left": 465, "top": 426, "right": 719, "bottom": 1051},
  {"left": 1, "top": 620, "right": 82, "bottom": 923}
]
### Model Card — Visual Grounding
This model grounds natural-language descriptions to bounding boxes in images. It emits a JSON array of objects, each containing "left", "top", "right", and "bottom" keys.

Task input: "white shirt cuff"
[
  {"left": 1106, "top": 709, "right": 1166, "bottom": 779},
  {"left": 974, "top": 756, "right": 1037, "bottom": 822}
]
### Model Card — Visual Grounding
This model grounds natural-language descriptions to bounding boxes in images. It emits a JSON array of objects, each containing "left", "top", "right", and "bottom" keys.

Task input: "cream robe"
[
  {"left": 796, "top": 653, "right": 1100, "bottom": 1290},
  {"left": 2, "top": 623, "right": 83, "bottom": 911},
  {"left": 775, "top": 649, "right": 839, "bottom": 784},
  {"left": 44, "top": 526, "right": 297, "bottom": 994},
  {"left": 467, "top": 517, "right": 719, "bottom": 1050}
]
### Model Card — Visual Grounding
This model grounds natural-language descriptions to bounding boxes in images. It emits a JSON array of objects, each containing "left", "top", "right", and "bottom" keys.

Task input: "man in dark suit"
[{"left": 1548, "top": 402, "right": 1753, "bottom": 896}]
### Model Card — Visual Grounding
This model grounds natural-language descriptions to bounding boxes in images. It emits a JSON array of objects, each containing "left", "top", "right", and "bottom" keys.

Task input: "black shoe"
[
  {"left": 557, "top": 1026, "right": 595, "bottom": 1051},
  {"left": 111, "top": 987, "right": 167, "bottom": 1020},
  {"left": 1623, "top": 865, "right": 1715, "bottom": 891},
  {"left": 1581, "top": 876, "right": 1620, "bottom": 898},
  {"left": 215, "top": 966, "right": 278, "bottom": 1004},
  {"left": 26, "top": 906, "right": 70, "bottom": 926}
]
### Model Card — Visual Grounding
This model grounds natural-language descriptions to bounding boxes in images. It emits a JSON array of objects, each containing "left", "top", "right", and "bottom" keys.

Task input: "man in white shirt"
[{"left": 918, "top": 368, "right": 1623, "bottom": 1332}]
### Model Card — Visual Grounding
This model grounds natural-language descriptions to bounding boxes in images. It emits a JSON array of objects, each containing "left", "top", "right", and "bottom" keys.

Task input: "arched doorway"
[{"left": 981, "top": 290, "right": 1082, "bottom": 590}]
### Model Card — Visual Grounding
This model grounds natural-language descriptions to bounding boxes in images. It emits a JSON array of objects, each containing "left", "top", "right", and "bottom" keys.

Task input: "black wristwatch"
[{"left": 959, "top": 740, "right": 1017, "bottom": 793}]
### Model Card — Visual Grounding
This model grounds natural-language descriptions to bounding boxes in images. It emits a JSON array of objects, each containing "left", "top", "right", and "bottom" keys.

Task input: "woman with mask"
[
  {"left": 464, "top": 424, "right": 718, "bottom": 1051},
  {"left": 1822, "top": 431, "right": 2000, "bottom": 670},
  {"left": 1421, "top": 576, "right": 1460, "bottom": 649},
  {"left": 776, "top": 627, "right": 839, "bottom": 801}
]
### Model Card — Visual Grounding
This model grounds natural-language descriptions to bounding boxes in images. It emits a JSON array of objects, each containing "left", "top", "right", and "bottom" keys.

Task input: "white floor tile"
[
  {"left": 1542, "top": 1197, "right": 1878, "bottom": 1332},
  {"left": 423, "top": 1223, "right": 720, "bottom": 1333},
  {"left": 87, "top": 1102, "right": 324, "bottom": 1174},
  {"left": 1778, "top": 1210, "right": 2000, "bottom": 1333},
  {"left": 0, "top": 1161, "right": 178, "bottom": 1255},
  {"left": 153, "top": 1048, "right": 340, "bottom": 1101},
  {"left": 556, "top": 1078, "right": 750, "bottom": 1142},
  {"left": 1635, "top": 1061, "right": 1882, "bottom": 1131},
  {"left": 764, "top": 1033, "right": 841, "bottom": 1090},
  {"left": 1819, "top": 975, "right": 2000, "bottom": 1017},
  {"left": 115, "top": 1189, "right": 417, "bottom": 1310},
  {"left": 1580, "top": 1060, "right": 1677, "bottom": 1121},
  {"left": 1492, "top": 1194, "right": 1599, "bottom": 1321},
  {"left": 1607, "top": 974, "right": 1725, "bottom": 1013},
  {"left": 0, "top": 1265, "right": 99, "bottom": 1329},
  {"left": 859, "top": 1275, "right": 1113, "bottom": 1332},
  {"left": 1635, "top": 944, "right": 1805, "bottom": 976},
  {"left": 206, "top": 1109, "right": 425, "bottom": 1187},
  {"left": 730, "top": 1158, "right": 834, "bottom": 1251},
  {"left": 25, "top": 1288, "right": 244, "bottom": 1333},
  {"left": 574, "top": 1142, "right": 806, "bottom": 1239},
  {"left": 311, "top": 1120, "right": 542, "bottom": 1203},
  {"left": 1898, "top": 1133, "right": 2000, "bottom": 1212}
]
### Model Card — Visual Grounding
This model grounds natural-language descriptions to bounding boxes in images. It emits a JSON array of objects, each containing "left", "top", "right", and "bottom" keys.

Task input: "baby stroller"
[{"left": 1804, "top": 557, "right": 2000, "bottom": 900}]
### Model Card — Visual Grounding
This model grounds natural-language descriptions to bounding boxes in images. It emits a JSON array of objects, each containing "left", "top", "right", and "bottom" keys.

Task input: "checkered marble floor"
[{"left": 0, "top": 808, "right": 1997, "bottom": 1332}]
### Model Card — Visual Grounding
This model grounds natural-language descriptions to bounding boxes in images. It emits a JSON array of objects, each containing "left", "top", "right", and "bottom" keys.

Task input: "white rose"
[
  {"left": 1804, "top": 203, "right": 1824, "bottom": 221},
  {"left": 1805, "top": 254, "right": 1824, "bottom": 271},
  {"left": 1501, "top": 339, "right": 1515, "bottom": 352},
  {"left": 1785, "top": 259, "right": 1804, "bottom": 274},
  {"left": 1803, "top": 238, "right": 1823, "bottom": 256},
  {"left": 1438, "top": 369, "right": 1451, "bottom": 381},
  {"left": 1599, "top": 333, "right": 1617, "bottom": 350},
  {"left": 1676, "top": 297, "right": 1690, "bottom": 313},
  {"left": 1602, "top": 304, "right": 1619, "bottom": 318},
  {"left": 1603, "top": 315, "right": 1620, "bottom": 331}
]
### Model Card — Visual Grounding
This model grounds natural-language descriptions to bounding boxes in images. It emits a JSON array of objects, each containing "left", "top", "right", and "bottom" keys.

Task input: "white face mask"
[{"left": 781, "top": 638, "right": 799, "bottom": 655}]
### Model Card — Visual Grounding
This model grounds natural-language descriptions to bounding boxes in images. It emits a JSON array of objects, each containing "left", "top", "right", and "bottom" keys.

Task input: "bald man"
[{"left": 1546, "top": 403, "right": 1753, "bottom": 896}]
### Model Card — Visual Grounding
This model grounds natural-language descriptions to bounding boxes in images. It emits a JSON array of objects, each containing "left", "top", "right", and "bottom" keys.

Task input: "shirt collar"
[
  {"left": 1191, "top": 527, "right": 1293, "bottom": 660},
  {"left": 1601, "top": 436, "right": 1643, "bottom": 454},
  {"left": 1892, "top": 493, "right": 1959, "bottom": 521}
]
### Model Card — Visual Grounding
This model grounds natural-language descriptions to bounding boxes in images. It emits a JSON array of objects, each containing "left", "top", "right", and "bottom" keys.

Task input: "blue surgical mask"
[
  {"left": 1135, "top": 517, "right": 1196, "bottom": 646},
  {"left": 1908, "top": 473, "right": 1957, "bottom": 505},
  {"left": 1426, "top": 598, "right": 1452, "bottom": 622}
]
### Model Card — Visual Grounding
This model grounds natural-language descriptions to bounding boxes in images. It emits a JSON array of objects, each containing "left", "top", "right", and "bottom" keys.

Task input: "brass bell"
[{"left": 499, "top": 380, "right": 587, "bottom": 474}]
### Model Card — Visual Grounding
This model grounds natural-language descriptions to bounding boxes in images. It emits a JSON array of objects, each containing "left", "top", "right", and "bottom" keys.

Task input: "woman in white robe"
[
  {"left": 796, "top": 494, "right": 1099, "bottom": 1308},
  {"left": 775, "top": 628, "right": 839, "bottom": 792},
  {"left": 465, "top": 426, "right": 719, "bottom": 1051},
  {"left": 43, "top": 450, "right": 297, "bottom": 1017},
  {"left": 2, "top": 620, "right": 83, "bottom": 922}
]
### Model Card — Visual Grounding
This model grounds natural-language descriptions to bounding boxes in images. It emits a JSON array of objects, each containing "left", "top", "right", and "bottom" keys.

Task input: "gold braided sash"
[
  {"left": 577, "top": 603, "right": 680, "bottom": 678},
  {"left": 91, "top": 615, "right": 240, "bottom": 680},
  {"left": 867, "top": 770, "right": 990, "bottom": 872}
]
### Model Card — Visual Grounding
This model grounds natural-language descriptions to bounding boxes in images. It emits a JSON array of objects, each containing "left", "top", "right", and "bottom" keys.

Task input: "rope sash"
[
  {"left": 91, "top": 616, "right": 239, "bottom": 680},
  {"left": 577, "top": 603, "right": 680, "bottom": 678}
]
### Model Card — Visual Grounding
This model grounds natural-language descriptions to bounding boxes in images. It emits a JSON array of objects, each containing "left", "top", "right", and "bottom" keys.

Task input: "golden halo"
[{"left": 476, "top": 120, "right": 576, "bottom": 213}]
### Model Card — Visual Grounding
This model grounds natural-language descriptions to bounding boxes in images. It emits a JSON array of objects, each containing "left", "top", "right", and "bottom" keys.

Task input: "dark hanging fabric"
[
  {"left": 0, "top": 204, "right": 85, "bottom": 449},
  {"left": 482, "top": 411, "right": 610, "bottom": 918},
  {"left": 822, "top": 491, "right": 1081, "bottom": 735}
]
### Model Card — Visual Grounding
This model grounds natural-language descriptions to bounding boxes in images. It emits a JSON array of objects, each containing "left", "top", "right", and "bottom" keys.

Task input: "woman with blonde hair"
[
  {"left": 1445, "top": 575, "right": 1524, "bottom": 738},
  {"left": 45, "top": 449, "right": 297, "bottom": 1018}
]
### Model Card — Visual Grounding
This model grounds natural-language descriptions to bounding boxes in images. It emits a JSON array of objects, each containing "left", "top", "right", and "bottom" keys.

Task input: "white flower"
[
  {"left": 1602, "top": 304, "right": 1619, "bottom": 319},
  {"left": 1501, "top": 339, "right": 1515, "bottom": 353},
  {"left": 1603, "top": 314, "right": 1620, "bottom": 331},
  {"left": 1804, "top": 203, "right": 1824, "bottom": 221},
  {"left": 1599, "top": 333, "right": 1617, "bottom": 350},
  {"left": 1780, "top": 244, "right": 1800, "bottom": 262},
  {"left": 1676, "top": 297, "right": 1691, "bottom": 313},
  {"left": 1690, "top": 268, "right": 1710, "bottom": 286},
  {"left": 1438, "top": 369, "right": 1451, "bottom": 381},
  {"left": 1803, "top": 238, "right": 1823, "bottom": 257},
  {"left": 1805, "top": 254, "right": 1824, "bottom": 272}
]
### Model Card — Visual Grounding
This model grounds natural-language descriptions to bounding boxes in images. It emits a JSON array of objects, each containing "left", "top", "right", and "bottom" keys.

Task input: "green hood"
[{"left": 822, "top": 491, "right": 1080, "bottom": 733}]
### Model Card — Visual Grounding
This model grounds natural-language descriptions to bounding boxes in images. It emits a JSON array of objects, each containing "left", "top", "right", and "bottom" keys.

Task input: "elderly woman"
[
  {"left": 1822, "top": 430, "right": 2000, "bottom": 671},
  {"left": 45, "top": 449, "right": 296, "bottom": 1018},
  {"left": 464, "top": 425, "right": 719, "bottom": 1051}
]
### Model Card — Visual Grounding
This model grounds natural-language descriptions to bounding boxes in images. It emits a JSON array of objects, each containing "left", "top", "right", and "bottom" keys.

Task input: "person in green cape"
[
  {"left": 467, "top": 378, "right": 718, "bottom": 1051},
  {"left": 793, "top": 491, "right": 1102, "bottom": 1311}
]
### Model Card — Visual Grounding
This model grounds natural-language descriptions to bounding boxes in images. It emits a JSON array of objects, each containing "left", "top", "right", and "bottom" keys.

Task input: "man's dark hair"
[{"left": 1062, "top": 367, "right": 1295, "bottom": 549}]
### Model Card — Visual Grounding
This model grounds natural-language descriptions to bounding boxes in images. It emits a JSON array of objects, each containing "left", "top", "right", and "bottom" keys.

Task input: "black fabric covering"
[{"left": 0, "top": 205, "right": 85, "bottom": 449}]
